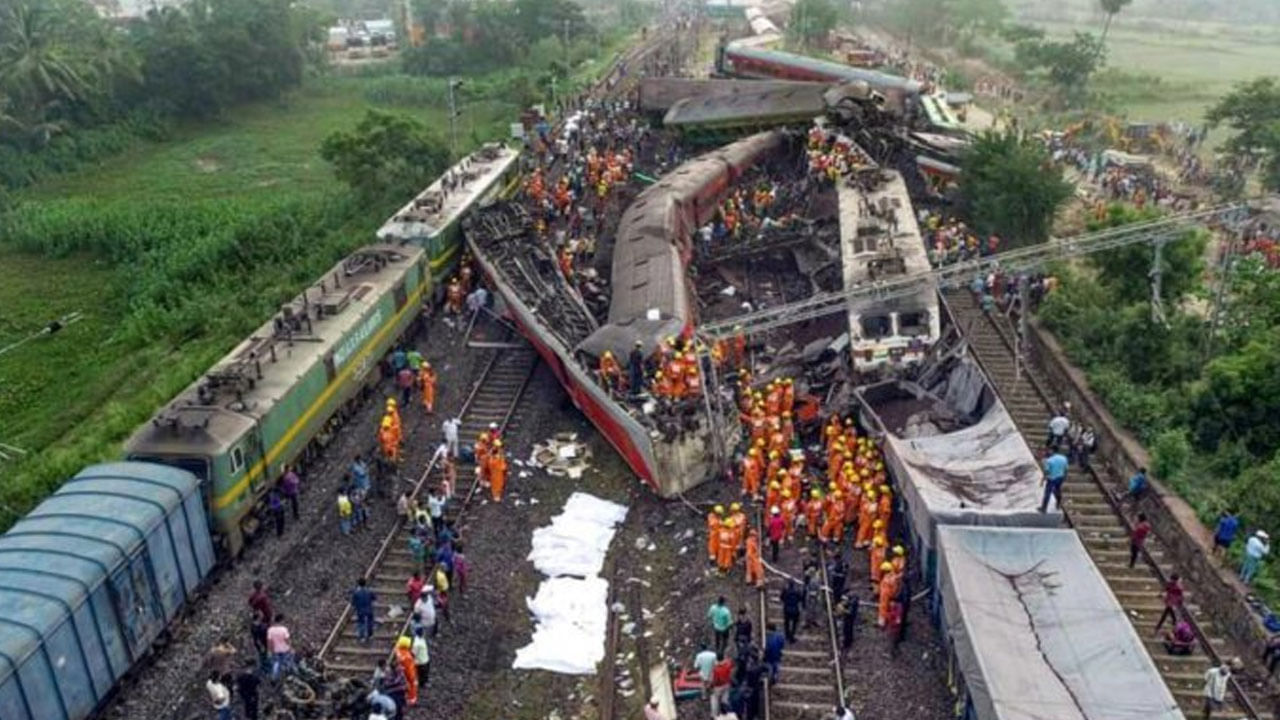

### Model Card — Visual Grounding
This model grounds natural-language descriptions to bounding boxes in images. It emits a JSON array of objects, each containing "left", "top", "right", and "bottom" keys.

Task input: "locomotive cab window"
[{"left": 230, "top": 446, "right": 245, "bottom": 473}]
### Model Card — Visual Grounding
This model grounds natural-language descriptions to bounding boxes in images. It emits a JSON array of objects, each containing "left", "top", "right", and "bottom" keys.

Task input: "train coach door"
[{"left": 107, "top": 550, "right": 166, "bottom": 658}]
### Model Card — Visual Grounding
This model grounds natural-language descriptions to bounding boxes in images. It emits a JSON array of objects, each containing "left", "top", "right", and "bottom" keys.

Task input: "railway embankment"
[{"left": 1026, "top": 315, "right": 1277, "bottom": 689}]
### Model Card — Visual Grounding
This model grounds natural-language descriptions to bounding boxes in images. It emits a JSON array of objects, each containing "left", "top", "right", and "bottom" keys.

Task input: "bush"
[{"left": 1151, "top": 429, "right": 1191, "bottom": 481}]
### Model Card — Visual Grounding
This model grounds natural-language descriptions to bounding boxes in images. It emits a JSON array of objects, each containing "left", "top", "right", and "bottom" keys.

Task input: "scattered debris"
[{"left": 529, "top": 432, "right": 594, "bottom": 479}]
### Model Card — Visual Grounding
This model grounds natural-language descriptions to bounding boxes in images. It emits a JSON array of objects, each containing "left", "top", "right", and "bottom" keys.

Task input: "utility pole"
[
  {"left": 562, "top": 18, "right": 570, "bottom": 68},
  {"left": 447, "top": 77, "right": 463, "bottom": 159}
]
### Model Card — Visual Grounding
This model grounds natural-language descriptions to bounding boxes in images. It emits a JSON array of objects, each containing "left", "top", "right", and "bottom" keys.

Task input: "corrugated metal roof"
[{"left": 0, "top": 462, "right": 199, "bottom": 671}]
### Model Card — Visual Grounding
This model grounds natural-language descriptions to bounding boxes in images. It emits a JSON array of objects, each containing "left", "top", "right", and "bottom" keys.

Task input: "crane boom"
[{"left": 698, "top": 202, "right": 1252, "bottom": 338}]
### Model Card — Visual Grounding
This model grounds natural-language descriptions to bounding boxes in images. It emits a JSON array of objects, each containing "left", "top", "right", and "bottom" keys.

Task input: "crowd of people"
[{"left": 689, "top": 396, "right": 911, "bottom": 720}]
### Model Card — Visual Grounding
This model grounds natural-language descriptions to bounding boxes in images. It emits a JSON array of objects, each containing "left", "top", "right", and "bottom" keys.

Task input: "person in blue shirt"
[
  {"left": 1040, "top": 450, "right": 1069, "bottom": 513},
  {"left": 762, "top": 623, "right": 785, "bottom": 685},
  {"left": 1213, "top": 510, "right": 1240, "bottom": 557},
  {"left": 1127, "top": 467, "right": 1149, "bottom": 501},
  {"left": 351, "top": 578, "right": 377, "bottom": 643}
]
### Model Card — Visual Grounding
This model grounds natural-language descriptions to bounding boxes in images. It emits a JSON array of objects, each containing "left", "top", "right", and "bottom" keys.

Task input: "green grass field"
[
  {"left": 0, "top": 74, "right": 518, "bottom": 521},
  {"left": 1038, "top": 20, "right": 1280, "bottom": 132}
]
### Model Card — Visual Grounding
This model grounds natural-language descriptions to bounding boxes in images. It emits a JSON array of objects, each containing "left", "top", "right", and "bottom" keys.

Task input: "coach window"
[{"left": 231, "top": 446, "right": 245, "bottom": 474}]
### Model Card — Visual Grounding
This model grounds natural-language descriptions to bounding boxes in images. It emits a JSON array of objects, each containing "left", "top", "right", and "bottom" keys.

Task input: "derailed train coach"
[
  {"left": 471, "top": 132, "right": 787, "bottom": 495},
  {"left": 0, "top": 463, "right": 215, "bottom": 720}
]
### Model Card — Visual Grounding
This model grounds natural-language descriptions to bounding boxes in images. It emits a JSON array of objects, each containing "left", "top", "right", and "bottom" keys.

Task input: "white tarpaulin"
[
  {"left": 937, "top": 527, "right": 1184, "bottom": 720},
  {"left": 878, "top": 362, "right": 1059, "bottom": 557},
  {"left": 513, "top": 492, "right": 628, "bottom": 675}
]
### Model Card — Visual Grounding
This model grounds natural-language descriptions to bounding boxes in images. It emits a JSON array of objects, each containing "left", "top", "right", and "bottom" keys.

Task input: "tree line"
[{"left": 0, "top": 0, "right": 322, "bottom": 190}]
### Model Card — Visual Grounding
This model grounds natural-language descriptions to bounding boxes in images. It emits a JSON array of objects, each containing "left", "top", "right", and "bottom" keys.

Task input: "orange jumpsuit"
[
  {"left": 805, "top": 499, "right": 823, "bottom": 538},
  {"left": 379, "top": 424, "right": 399, "bottom": 462},
  {"left": 716, "top": 524, "right": 736, "bottom": 572},
  {"left": 765, "top": 454, "right": 782, "bottom": 487},
  {"left": 745, "top": 532, "right": 764, "bottom": 587},
  {"left": 729, "top": 512, "right": 747, "bottom": 552},
  {"left": 731, "top": 333, "right": 747, "bottom": 367},
  {"left": 396, "top": 645, "right": 419, "bottom": 704},
  {"left": 488, "top": 450, "right": 508, "bottom": 501},
  {"left": 765, "top": 484, "right": 782, "bottom": 513},
  {"left": 821, "top": 497, "right": 844, "bottom": 543},
  {"left": 869, "top": 541, "right": 887, "bottom": 584},
  {"left": 855, "top": 497, "right": 877, "bottom": 548},
  {"left": 780, "top": 497, "right": 798, "bottom": 541},
  {"left": 707, "top": 513, "right": 721, "bottom": 562},
  {"left": 599, "top": 354, "right": 622, "bottom": 392},
  {"left": 878, "top": 493, "right": 893, "bottom": 524},
  {"left": 878, "top": 568, "right": 902, "bottom": 626},
  {"left": 741, "top": 455, "right": 762, "bottom": 498},
  {"left": 419, "top": 365, "right": 437, "bottom": 413},
  {"left": 475, "top": 433, "right": 491, "bottom": 486}
]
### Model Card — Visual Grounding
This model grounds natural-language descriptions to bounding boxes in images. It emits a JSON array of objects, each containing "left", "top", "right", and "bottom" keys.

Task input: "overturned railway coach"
[{"left": 468, "top": 132, "right": 788, "bottom": 494}]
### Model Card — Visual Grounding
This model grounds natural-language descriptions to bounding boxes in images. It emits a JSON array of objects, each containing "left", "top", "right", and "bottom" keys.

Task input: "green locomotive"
[{"left": 125, "top": 143, "right": 520, "bottom": 557}]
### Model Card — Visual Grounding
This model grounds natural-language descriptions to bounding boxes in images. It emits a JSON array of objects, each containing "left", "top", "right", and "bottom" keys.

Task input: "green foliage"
[
  {"left": 1205, "top": 76, "right": 1280, "bottom": 192},
  {"left": 320, "top": 109, "right": 451, "bottom": 203},
  {"left": 789, "top": 0, "right": 839, "bottom": 47},
  {"left": 1087, "top": 203, "right": 1207, "bottom": 306},
  {"left": 1151, "top": 428, "right": 1191, "bottom": 480},
  {"left": 404, "top": 0, "right": 591, "bottom": 77},
  {"left": 1191, "top": 326, "right": 1280, "bottom": 459},
  {"left": 958, "top": 130, "right": 1072, "bottom": 245},
  {"left": 1013, "top": 31, "right": 1105, "bottom": 101}
]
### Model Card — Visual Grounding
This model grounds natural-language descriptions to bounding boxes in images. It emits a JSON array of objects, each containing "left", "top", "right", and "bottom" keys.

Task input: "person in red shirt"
[
  {"left": 1154, "top": 573, "right": 1184, "bottom": 633},
  {"left": 406, "top": 571, "right": 426, "bottom": 608},
  {"left": 1130, "top": 513, "right": 1152, "bottom": 568},
  {"left": 247, "top": 580, "right": 272, "bottom": 623}
]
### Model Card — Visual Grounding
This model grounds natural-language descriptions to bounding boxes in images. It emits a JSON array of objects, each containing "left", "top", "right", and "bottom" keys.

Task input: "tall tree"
[
  {"left": 958, "top": 130, "right": 1072, "bottom": 246},
  {"left": 1088, "top": 203, "right": 1207, "bottom": 307},
  {"left": 1097, "top": 0, "right": 1133, "bottom": 51},
  {"left": 1015, "top": 31, "right": 1104, "bottom": 101},
  {"left": 320, "top": 110, "right": 451, "bottom": 203},
  {"left": 1206, "top": 76, "right": 1280, "bottom": 193}
]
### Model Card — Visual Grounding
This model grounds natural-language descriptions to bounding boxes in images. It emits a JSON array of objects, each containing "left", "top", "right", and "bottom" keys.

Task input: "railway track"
[
  {"left": 945, "top": 288, "right": 1270, "bottom": 720},
  {"left": 756, "top": 509, "right": 848, "bottom": 720},
  {"left": 318, "top": 345, "right": 538, "bottom": 676}
]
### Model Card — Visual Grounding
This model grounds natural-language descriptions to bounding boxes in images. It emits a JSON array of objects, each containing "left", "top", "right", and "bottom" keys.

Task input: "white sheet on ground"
[
  {"left": 937, "top": 526, "right": 1184, "bottom": 720},
  {"left": 513, "top": 492, "right": 628, "bottom": 675}
]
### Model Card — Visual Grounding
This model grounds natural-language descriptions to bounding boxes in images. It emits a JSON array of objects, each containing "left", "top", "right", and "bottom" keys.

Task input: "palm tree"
[
  {"left": 0, "top": 2, "right": 95, "bottom": 111},
  {"left": 1098, "top": 0, "right": 1133, "bottom": 50}
]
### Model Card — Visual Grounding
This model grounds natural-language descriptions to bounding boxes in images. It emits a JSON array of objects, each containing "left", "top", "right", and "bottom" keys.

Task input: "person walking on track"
[
  {"left": 709, "top": 596, "right": 733, "bottom": 658},
  {"left": 1154, "top": 574, "right": 1184, "bottom": 633}
]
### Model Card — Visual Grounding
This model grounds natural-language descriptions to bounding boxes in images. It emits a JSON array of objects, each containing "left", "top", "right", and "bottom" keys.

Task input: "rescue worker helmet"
[
  {"left": 880, "top": 562, "right": 894, "bottom": 573},
  {"left": 730, "top": 502, "right": 741, "bottom": 512},
  {"left": 893, "top": 545, "right": 905, "bottom": 556},
  {"left": 714, "top": 504, "right": 725, "bottom": 515},
  {"left": 771, "top": 506, "right": 781, "bottom": 515}
]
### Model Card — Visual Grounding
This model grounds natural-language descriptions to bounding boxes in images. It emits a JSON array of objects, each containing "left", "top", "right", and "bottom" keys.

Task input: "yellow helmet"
[
  {"left": 724, "top": 517, "right": 735, "bottom": 528},
  {"left": 386, "top": 398, "right": 397, "bottom": 407},
  {"left": 781, "top": 490, "right": 791, "bottom": 499},
  {"left": 381, "top": 417, "right": 393, "bottom": 428},
  {"left": 655, "top": 371, "right": 664, "bottom": 378},
  {"left": 769, "top": 450, "right": 780, "bottom": 459},
  {"left": 782, "top": 411, "right": 792, "bottom": 419},
  {"left": 880, "top": 562, "right": 894, "bottom": 573},
  {"left": 810, "top": 489, "right": 821, "bottom": 499},
  {"left": 873, "top": 535, "right": 886, "bottom": 547},
  {"left": 714, "top": 504, "right": 725, "bottom": 515},
  {"left": 730, "top": 502, "right": 741, "bottom": 512},
  {"left": 879, "top": 485, "right": 890, "bottom": 494},
  {"left": 842, "top": 462, "right": 853, "bottom": 471},
  {"left": 603, "top": 350, "right": 613, "bottom": 358},
  {"left": 893, "top": 545, "right": 905, "bottom": 556},
  {"left": 866, "top": 492, "right": 878, "bottom": 502},
  {"left": 828, "top": 482, "right": 837, "bottom": 491},
  {"left": 493, "top": 439, "right": 503, "bottom": 448},
  {"left": 397, "top": 636, "right": 411, "bottom": 649},
  {"left": 833, "top": 491, "right": 843, "bottom": 499},
  {"left": 872, "top": 519, "right": 884, "bottom": 529},
  {"left": 769, "top": 480, "right": 781, "bottom": 489},
  {"left": 748, "top": 447, "right": 760, "bottom": 456}
]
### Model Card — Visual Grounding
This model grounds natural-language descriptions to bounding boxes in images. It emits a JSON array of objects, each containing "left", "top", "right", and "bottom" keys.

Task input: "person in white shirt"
[
  {"left": 1241, "top": 530, "right": 1271, "bottom": 584},
  {"left": 411, "top": 628, "right": 431, "bottom": 687},
  {"left": 1047, "top": 411, "right": 1071, "bottom": 451},
  {"left": 414, "top": 589, "right": 437, "bottom": 637},
  {"left": 1203, "top": 661, "right": 1231, "bottom": 718},
  {"left": 207, "top": 673, "right": 231, "bottom": 720},
  {"left": 442, "top": 418, "right": 461, "bottom": 458}
]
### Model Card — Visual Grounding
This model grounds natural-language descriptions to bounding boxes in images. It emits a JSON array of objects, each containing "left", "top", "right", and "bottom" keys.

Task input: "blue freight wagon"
[{"left": 0, "top": 462, "right": 215, "bottom": 720}]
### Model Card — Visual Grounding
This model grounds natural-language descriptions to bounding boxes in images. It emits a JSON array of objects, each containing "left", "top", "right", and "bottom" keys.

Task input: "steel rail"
[
  {"left": 317, "top": 348, "right": 532, "bottom": 661},
  {"left": 959, "top": 291, "right": 1262, "bottom": 720}
]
